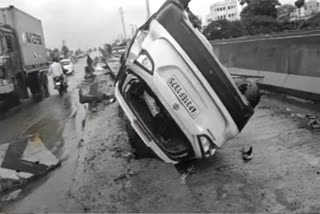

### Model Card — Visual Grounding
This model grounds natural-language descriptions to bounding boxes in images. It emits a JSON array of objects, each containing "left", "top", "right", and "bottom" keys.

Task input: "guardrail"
[{"left": 211, "top": 30, "right": 320, "bottom": 101}]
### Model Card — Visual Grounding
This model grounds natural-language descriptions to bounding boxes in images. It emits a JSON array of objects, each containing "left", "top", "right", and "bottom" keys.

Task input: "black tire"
[
  {"left": 29, "top": 72, "right": 44, "bottom": 102},
  {"left": 37, "top": 80, "right": 45, "bottom": 101},
  {"left": 58, "top": 88, "right": 63, "bottom": 96},
  {"left": 6, "top": 92, "right": 20, "bottom": 108},
  {"left": 126, "top": 123, "right": 157, "bottom": 159},
  {"left": 35, "top": 73, "right": 50, "bottom": 100},
  {"left": 43, "top": 75, "right": 50, "bottom": 98}
]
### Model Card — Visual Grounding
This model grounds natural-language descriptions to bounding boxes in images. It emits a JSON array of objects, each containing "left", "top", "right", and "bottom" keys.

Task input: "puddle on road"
[
  {"left": 15, "top": 89, "right": 87, "bottom": 160},
  {"left": 22, "top": 117, "right": 64, "bottom": 152}
]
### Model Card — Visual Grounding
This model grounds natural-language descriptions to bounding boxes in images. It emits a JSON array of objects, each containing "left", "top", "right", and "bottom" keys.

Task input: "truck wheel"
[
  {"left": 33, "top": 73, "right": 49, "bottom": 101},
  {"left": 126, "top": 123, "right": 157, "bottom": 159},
  {"left": 28, "top": 72, "right": 43, "bottom": 102},
  {"left": 58, "top": 88, "right": 63, "bottom": 96},
  {"left": 6, "top": 92, "right": 20, "bottom": 108},
  {"left": 42, "top": 75, "right": 50, "bottom": 98}
]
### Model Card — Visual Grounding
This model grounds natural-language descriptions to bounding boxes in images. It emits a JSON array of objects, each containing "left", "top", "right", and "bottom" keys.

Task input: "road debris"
[
  {"left": 307, "top": 119, "right": 320, "bottom": 130},
  {"left": 289, "top": 112, "right": 320, "bottom": 130},
  {"left": 242, "top": 146, "right": 253, "bottom": 161},
  {"left": 0, "top": 189, "right": 22, "bottom": 202},
  {"left": 180, "top": 165, "right": 195, "bottom": 185},
  {"left": 0, "top": 134, "right": 60, "bottom": 193},
  {"left": 114, "top": 174, "right": 128, "bottom": 183},
  {"left": 110, "top": 146, "right": 123, "bottom": 159},
  {"left": 123, "top": 152, "right": 135, "bottom": 162}
]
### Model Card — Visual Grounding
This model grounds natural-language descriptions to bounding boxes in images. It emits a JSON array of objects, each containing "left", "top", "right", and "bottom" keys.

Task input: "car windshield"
[{"left": 60, "top": 61, "right": 70, "bottom": 66}]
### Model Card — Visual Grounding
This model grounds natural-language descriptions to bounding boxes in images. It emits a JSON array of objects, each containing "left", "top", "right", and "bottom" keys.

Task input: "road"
[
  {"left": 0, "top": 58, "right": 87, "bottom": 212},
  {"left": 0, "top": 58, "right": 320, "bottom": 213}
]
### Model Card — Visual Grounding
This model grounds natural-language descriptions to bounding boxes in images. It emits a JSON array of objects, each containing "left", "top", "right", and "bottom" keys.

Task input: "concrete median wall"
[{"left": 211, "top": 30, "right": 320, "bottom": 101}]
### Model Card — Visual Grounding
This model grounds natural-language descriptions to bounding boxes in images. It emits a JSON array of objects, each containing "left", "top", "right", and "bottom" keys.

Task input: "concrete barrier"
[
  {"left": 211, "top": 29, "right": 320, "bottom": 101},
  {"left": 79, "top": 75, "right": 115, "bottom": 104}
]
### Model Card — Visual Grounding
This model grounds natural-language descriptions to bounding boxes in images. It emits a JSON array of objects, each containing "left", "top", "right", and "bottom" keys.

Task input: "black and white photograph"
[{"left": 0, "top": 0, "right": 319, "bottom": 213}]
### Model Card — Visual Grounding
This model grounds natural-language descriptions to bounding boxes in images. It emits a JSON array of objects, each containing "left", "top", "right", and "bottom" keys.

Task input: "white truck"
[{"left": 0, "top": 6, "right": 49, "bottom": 109}]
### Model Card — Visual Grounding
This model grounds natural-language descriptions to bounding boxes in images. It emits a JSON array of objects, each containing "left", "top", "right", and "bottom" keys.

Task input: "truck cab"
[
  {"left": 0, "top": 25, "right": 22, "bottom": 105},
  {"left": 0, "top": 6, "right": 50, "bottom": 108}
]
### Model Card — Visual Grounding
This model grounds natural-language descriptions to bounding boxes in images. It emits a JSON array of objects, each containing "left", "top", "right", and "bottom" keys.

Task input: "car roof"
[{"left": 60, "top": 59, "right": 71, "bottom": 62}]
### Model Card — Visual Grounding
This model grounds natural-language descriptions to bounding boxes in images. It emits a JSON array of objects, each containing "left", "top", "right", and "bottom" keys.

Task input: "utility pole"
[
  {"left": 146, "top": 0, "right": 151, "bottom": 19},
  {"left": 119, "top": 7, "right": 127, "bottom": 39}
]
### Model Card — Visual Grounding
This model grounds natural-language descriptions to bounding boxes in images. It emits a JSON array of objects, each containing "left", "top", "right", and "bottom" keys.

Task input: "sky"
[{"left": 0, "top": 0, "right": 295, "bottom": 50}]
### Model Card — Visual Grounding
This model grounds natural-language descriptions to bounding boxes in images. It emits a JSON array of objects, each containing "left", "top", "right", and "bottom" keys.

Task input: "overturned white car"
[{"left": 115, "top": 0, "right": 260, "bottom": 163}]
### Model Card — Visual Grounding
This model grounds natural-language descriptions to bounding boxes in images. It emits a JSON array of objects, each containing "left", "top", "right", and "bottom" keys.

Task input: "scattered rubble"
[
  {"left": 290, "top": 113, "right": 306, "bottom": 119},
  {"left": 307, "top": 119, "right": 320, "bottom": 130},
  {"left": 289, "top": 112, "right": 320, "bottom": 130},
  {"left": 123, "top": 152, "right": 135, "bottom": 163},
  {"left": 180, "top": 165, "right": 195, "bottom": 185}
]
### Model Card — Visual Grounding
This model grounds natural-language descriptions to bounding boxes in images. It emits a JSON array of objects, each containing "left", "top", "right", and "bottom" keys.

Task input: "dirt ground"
[
  {"left": 64, "top": 91, "right": 320, "bottom": 213},
  {"left": 65, "top": 103, "right": 200, "bottom": 213}
]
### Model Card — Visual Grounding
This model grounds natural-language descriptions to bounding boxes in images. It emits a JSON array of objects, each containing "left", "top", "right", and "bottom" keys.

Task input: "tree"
[
  {"left": 294, "top": 0, "right": 305, "bottom": 20},
  {"left": 277, "top": 4, "right": 295, "bottom": 22},
  {"left": 298, "top": 12, "right": 320, "bottom": 29},
  {"left": 239, "top": 0, "right": 281, "bottom": 35},
  {"left": 240, "top": 0, "right": 281, "bottom": 19},
  {"left": 242, "top": 15, "right": 281, "bottom": 35},
  {"left": 204, "top": 20, "right": 246, "bottom": 40},
  {"left": 61, "top": 45, "right": 69, "bottom": 57}
]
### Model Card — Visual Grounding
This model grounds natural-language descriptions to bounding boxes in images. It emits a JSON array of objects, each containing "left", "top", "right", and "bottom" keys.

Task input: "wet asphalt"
[
  {"left": 0, "top": 58, "right": 87, "bottom": 212},
  {"left": 1, "top": 58, "right": 320, "bottom": 213}
]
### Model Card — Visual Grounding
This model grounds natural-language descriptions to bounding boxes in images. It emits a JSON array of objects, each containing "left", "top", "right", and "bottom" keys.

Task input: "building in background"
[
  {"left": 290, "top": 0, "right": 320, "bottom": 21},
  {"left": 206, "top": 0, "right": 241, "bottom": 24}
]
